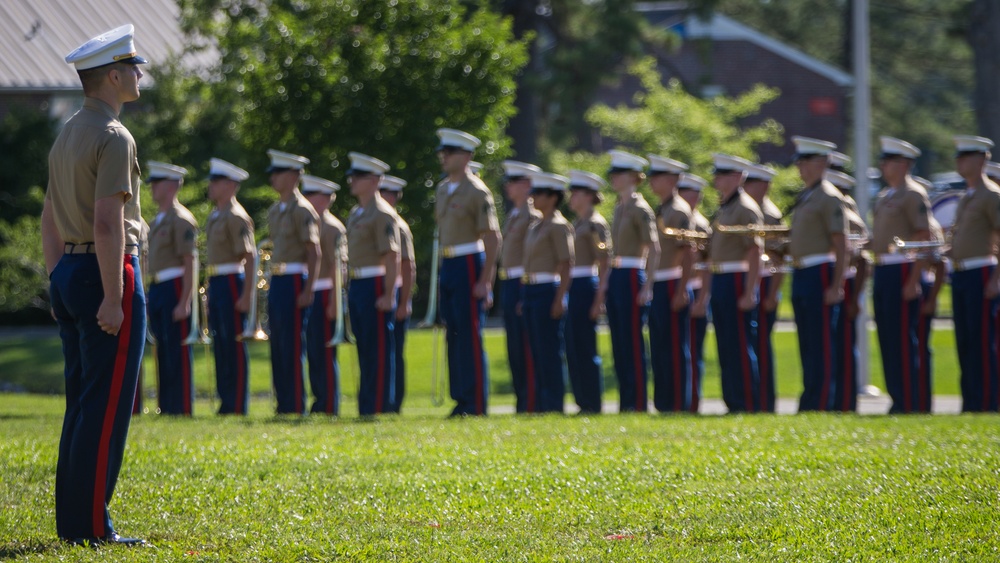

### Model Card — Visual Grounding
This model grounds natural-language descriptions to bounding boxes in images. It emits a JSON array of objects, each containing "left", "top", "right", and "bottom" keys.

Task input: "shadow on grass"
[{"left": 0, "top": 540, "right": 60, "bottom": 560}]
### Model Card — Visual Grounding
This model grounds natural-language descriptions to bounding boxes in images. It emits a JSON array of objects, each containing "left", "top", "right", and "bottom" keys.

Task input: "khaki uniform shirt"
[
  {"left": 574, "top": 212, "right": 611, "bottom": 268},
  {"left": 318, "top": 211, "right": 348, "bottom": 279},
  {"left": 788, "top": 180, "right": 847, "bottom": 259},
  {"left": 523, "top": 211, "right": 574, "bottom": 274},
  {"left": 347, "top": 196, "right": 400, "bottom": 268},
  {"left": 47, "top": 97, "right": 142, "bottom": 247},
  {"left": 500, "top": 202, "right": 540, "bottom": 269},
  {"left": 267, "top": 190, "right": 320, "bottom": 263},
  {"left": 205, "top": 203, "right": 255, "bottom": 265},
  {"left": 691, "top": 210, "right": 712, "bottom": 263},
  {"left": 951, "top": 180, "right": 1000, "bottom": 261},
  {"left": 872, "top": 178, "right": 931, "bottom": 255},
  {"left": 655, "top": 195, "right": 693, "bottom": 270},
  {"left": 612, "top": 193, "right": 657, "bottom": 258},
  {"left": 435, "top": 172, "right": 500, "bottom": 247},
  {"left": 759, "top": 196, "right": 786, "bottom": 260},
  {"left": 710, "top": 189, "right": 763, "bottom": 263},
  {"left": 148, "top": 203, "right": 198, "bottom": 273},
  {"left": 396, "top": 213, "right": 415, "bottom": 264}
]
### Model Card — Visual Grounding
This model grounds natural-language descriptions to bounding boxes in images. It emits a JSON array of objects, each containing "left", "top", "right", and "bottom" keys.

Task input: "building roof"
[
  {"left": 0, "top": 0, "right": 215, "bottom": 91},
  {"left": 636, "top": 2, "right": 854, "bottom": 87}
]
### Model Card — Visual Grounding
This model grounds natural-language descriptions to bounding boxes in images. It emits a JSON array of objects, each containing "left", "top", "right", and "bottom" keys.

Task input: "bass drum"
[{"left": 930, "top": 190, "right": 963, "bottom": 232}]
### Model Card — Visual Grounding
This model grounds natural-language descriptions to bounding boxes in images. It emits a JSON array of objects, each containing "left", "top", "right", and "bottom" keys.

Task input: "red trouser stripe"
[
  {"left": 93, "top": 256, "right": 135, "bottom": 537},
  {"left": 466, "top": 256, "right": 485, "bottom": 414},
  {"left": 323, "top": 289, "right": 335, "bottom": 413},
  {"left": 918, "top": 312, "right": 929, "bottom": 411},
  {"left": 630, "top": 271, "right": 644, "bottom": 411},
  {"left": 757, "top": 277, "right": 769, "bottom": 409},
  {"left": 735, "top": 273, "right": 755, "bottom": 412},
  {"left": 294, "top": 276, "right": 303, "bottom": 413},
  {"left": 228, "top": 275, "right": 245, "bottom": 414},
  {"left": 523, "top": 327, "right": 536, "bottom": 412},
  {"left": 818, "top": 265, "right": 831, "bottom": 411},
  {"left": 174, "top": 278, "right": 192, "bottom": 415},
  {"left": 375, "top": 279, "right": 386, "bottom": 413},
  {"left": 900, "top": 263, "right": 912, "bottom": 411}
]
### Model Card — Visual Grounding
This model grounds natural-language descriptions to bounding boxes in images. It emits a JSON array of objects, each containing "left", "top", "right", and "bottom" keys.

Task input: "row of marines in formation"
[{"left": 143, "top": 130, "right": 1000, "bottom": 417}]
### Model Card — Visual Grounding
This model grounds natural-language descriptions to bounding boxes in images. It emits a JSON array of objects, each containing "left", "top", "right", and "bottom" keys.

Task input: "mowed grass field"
[
  {"left": 1, "top": 323, "right": 994, "bottom": 560},
  {"left": 2, "top": 394, "right": 999, "bottom": 561}
]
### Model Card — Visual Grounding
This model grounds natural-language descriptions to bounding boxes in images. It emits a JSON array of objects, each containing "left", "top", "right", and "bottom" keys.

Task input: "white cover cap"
[
  {"left": 379, "top": 175, "right": 407, "bottom": 192},
  {"left": 712, "top": 153, "right": 752, "bottom": 174},
  {"left": 678, "top": 173, "right": 708, "bottom": 191},
  {"left": 300, "top": 174, "right": 340, "bottom": 195},
  {"left": 568, "top": 169, "right": 607, "bottom": 192},
  {"left": 792, "top": 136, "right": 837, "bottom": 158},
  {"left": 607, "top": 150, "right": 648, "bottom": 173},
  {"left": 986, "top": 162, "right": 1000, "bottom": 180},
  {"left": 346, "top": 152, "right": 390, "bottom": 176},
  {"left": 209, "top": 158, "right": 249, "bottom": 182},
  {"left": 469, "top": 161, "right": 484, "bottom": 175},
  {"left": 954, "top": 135, "right": 995, "bottom": 153},
  {"left": 266, "top": 149, "right": 310, "bottom": 172},
  {"left": 647, "top": 154, "right": 689, "bottom": 174},
  {"left": 436, "top": 128, "right": 481, "bottom": 152},
  {"left": 65, "top": 24, "right": 148, "bottom": 70},
  {"left": 879, "top": 136, "right": 921, "bottom": 159},
  {"left": 824, "top": 170, "right": 856, "bottom": 190},
  {"left": 529, "top": 172, "right": 569, "bottom": 191},
  {"left": 145, "top": 160, "right": 187, "bottom": 182},
  {"left": 743, "top": 163, "right": 777, "bottom": 182},
  {"left": 502, "top": 160, "right": 542, "bottom": 179},
  {"left": 829, "top": 151, "right": 851, "bottom": 169}
]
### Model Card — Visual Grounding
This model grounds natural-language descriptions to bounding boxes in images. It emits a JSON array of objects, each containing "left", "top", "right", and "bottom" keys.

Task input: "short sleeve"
[
  {"left": 375, "top": 211, "right": 400, "bottom": 255},
  {"left": 94, "top": 131, "right": 136, "bottom": 201},
  {"left": 475, "top": 189, "right": 500, "bottom": 233},
  {"left": 985, "top": 192, "right": 1000, "bottom": 230},
  {"left": 230, "top": 215, "right": 255, "bottom": 256},
  {"left": 296, "top": 206, "right": 320, "bottom": 245},
  {"left": 553, "top": 222, "right": 574, "bottom": 263},
  {"left": 906, "top": 192, "right": 931, "bottom": 232},
  {"left": 174, "top": 216, "right": 198, "bottom": 256},
  {"left": 825, "top": 196, "right": 848, "bottom": 235},
  {"left": 637, "top": 206, "right": 656, "bottom": 245},
  {"left": 595, "top": 220, "right": 611, "bottom": 257}
]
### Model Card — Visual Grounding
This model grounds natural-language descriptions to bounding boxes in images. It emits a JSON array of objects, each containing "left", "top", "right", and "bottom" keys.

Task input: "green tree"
[
  {"left": 0, "top": 108, "right": 55, "bottom": 223},
  {"left": 545, "top": 58, "right": 787, "bottom": 217}
]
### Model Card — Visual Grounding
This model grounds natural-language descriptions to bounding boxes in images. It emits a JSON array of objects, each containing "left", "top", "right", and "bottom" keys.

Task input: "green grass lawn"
[
  {"left": 1, "top": 393, "right": 998, "bottom": 561},
  {"left": 0, "top": 325, "right": 962, "bottom": 415}
]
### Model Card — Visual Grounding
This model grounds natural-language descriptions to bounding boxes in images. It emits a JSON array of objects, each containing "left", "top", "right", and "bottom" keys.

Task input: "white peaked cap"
[
  {"left": 209, "top": 158, "right": 249, "bottom": 182},
  {"left": 744, "top": 163, "right": 777, "bottom": 182},
  {"left": 300, "top": 174, "right": 340, "bottom": 195},
  {"left": 792, "top": 136, "right": 837, "bottom": 157},
  {"left": 568, "top": 169, "right": 607, "bottom": 192},
  {"left": 266, "top": 149, "right": 309, "bottom": 171},
  {"left": 678, "top": 173, "right": 708, "bottom": 191},
  {"left": 954, "top": 135, "right": 995, "bottom": 153},
  {"left": 647, "top": 154, "right": 689, "bottom": 174},
  {"left": 712, "top": 153, "right": 753, "bottom": 173},
  {"left": 879, "top": 136, "right": 921, "bottom": 159},
  {"left": 436, "top": 128, "right": 481, "bottom": 152},
  {"left": 912, "top": 176, "right": 933, "bottom": 191},
  {"left": 469, "top": 161, "right": 484, "bottom": 175},
  {"left": 346, "top": 152, "right": 390, "bottom": 175},
  {"left": 529, "top": 172, "right": 569, "bottom": 191},
  {"left": 829, "top": 151, "right": 851, "bottom": 169},
  {"left": 607, "top": 150, "right": 648, "bottom": 173},
  {"left": 146, "top": 161, "right": 187, "bottom": 182},
  {"left": 824, "top": 170, "right": 856, "bottom": 190},
  {"left": 986, "top": 162, "right": 1000, "bottom": 180},
  {"left": 65, "top": 24, "right": 148, "bottom": 70},
  {"left": 379, "top": 175, "right": 407, "bottom": 192},
  {"left": 502, "top": 160, "right": 542, "bottom": 178}
]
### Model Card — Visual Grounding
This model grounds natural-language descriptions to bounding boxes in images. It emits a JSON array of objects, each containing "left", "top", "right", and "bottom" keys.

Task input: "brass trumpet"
[
  {"left": 715, "top": 224, "right": 791, "bottom": 239},
  {"left": 419, "top": 230, "right": 446, "bottom": 407},
  {"left": 891, "top": 236, "right": 947, "bottom": 261},
  {"left": 182, "top": 254, "right": 212, "bottom": 346},
  {"left": 325, "top": 257, "right": 354, "bottom": 347},
  {"left": 238, "top": 238, "right": 271, "bottom": 342},
  {"left": 660, "top": 226, "right": 710, "bottom": 242}
]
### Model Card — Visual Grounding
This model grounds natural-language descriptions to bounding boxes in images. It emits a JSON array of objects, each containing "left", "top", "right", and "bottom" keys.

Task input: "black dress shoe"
[{"left": 63, "top": 534, "right": 147, "bottom": 547}]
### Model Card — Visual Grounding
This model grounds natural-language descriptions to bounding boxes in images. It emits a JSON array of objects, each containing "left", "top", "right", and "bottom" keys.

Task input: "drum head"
[{"left": 931, "top": 190, "right": 963, "bottom": 231}]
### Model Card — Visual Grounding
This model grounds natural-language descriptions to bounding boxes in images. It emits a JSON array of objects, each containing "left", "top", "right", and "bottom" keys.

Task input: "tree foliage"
[{"left": 0, "top": 108, "right": 55, "bottom": 224}]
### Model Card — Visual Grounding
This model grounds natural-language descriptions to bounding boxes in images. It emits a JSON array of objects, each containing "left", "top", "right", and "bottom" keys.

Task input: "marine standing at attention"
[
  {"left": 499, "top": 160, "right": 542, "bottom": 413},
  {"left": 204, "top": 158, "right": 255, "bottom": 415},
  {"left": 678, "top": 173, "right": 711, "bottom": 413},
  {"left": 788, "top": 137, "right": 847, "bottom": 412},
  {"left": 265, "top": 149, "right": 321, "bottom": 415},
  {"left": 301, "top": 174, "right": 347, "bottom": 415},
  {"left": 434, "top": 129, "right": 501, "bottom": 416},
  {"left": 565, "top": 170, "right": 611, "bottom": 413},
  {"left": 146, "top": 161, "right": 198, "bottom": 415},
  {"left": 41, "top": 24, "right": 148, "bottom": 546},
  {"left": 703, "top": 154, "right": 762, "bottom": 413},
  {"left": 379, "top": 174, "right": 415, "bottom": 414},
  {"left": 646, "top": 154, "right": 694, "bottom": 413},
  {"left": 606, "top": 150, "right": 660, "bottom": 413}
]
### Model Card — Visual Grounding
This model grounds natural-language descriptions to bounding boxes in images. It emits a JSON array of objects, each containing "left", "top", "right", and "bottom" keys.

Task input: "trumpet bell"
[{"left": 237, "top": 329, "right": 268, "bottom": 342}]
